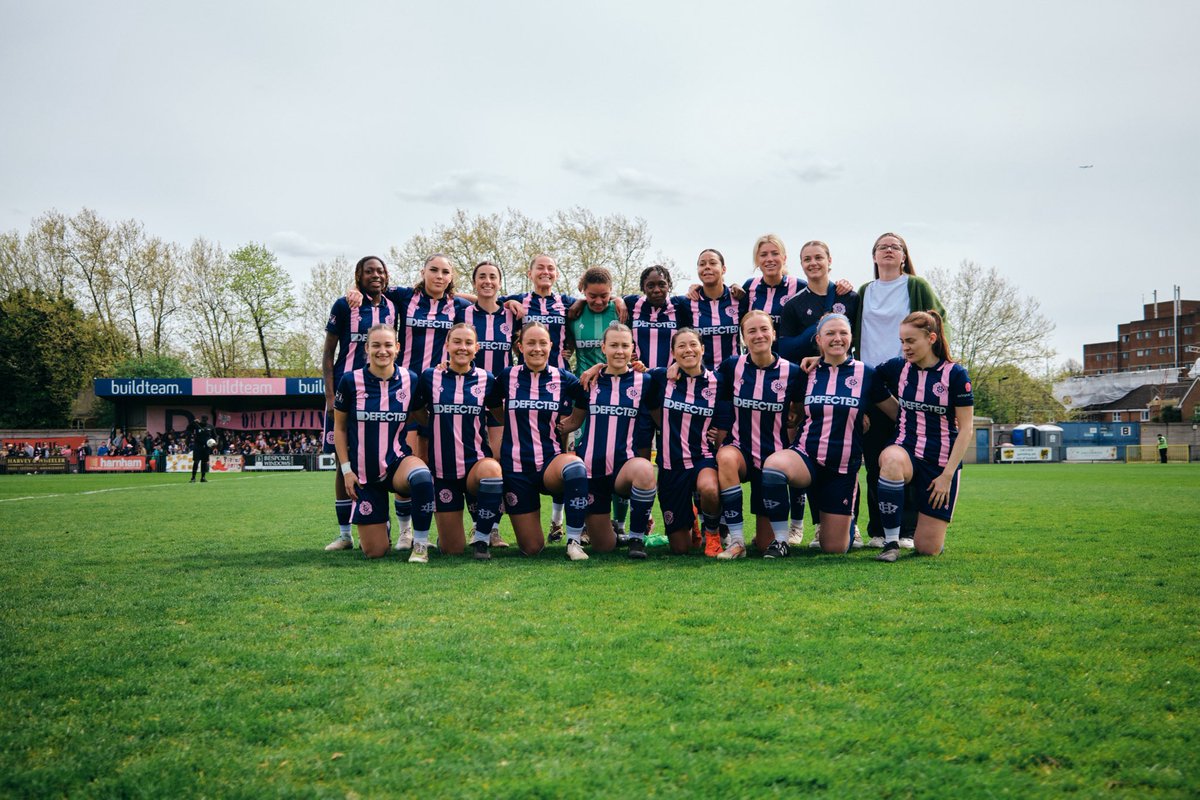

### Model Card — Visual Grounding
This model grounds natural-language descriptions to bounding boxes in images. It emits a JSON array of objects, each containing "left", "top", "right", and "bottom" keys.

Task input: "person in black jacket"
[{"left": 189, "top": 416, "right": 216, "bottom": 483}]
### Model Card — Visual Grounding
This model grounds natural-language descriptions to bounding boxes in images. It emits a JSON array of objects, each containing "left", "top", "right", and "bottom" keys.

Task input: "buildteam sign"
[{"left": 95, "top": 378, "right": 324, "bottom": 397}]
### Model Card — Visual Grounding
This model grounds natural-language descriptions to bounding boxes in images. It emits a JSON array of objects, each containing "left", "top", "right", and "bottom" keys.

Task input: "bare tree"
[
  {"left": 228, "top": 243, "right": 295, "bottom": 377},
  {"left": 926, "top": 260, "right": 1056, "bottom": 389},
  {"left": 180, "top": 238, "right": 250, "bottom": 375},
  {"left": 390, "top": 207, "right": 665, "bottom": 298},
  {"left": 295, "top": 255, "right": 352, "bottom": 373}
]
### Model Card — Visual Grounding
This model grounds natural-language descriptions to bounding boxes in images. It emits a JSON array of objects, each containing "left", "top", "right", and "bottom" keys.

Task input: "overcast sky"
[{"left": 2, "top": 0, "right": 1196, "bottom": 365}]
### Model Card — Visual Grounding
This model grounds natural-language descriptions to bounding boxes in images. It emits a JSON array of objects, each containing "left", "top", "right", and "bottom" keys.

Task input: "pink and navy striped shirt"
[
  {"left": 456, "top": 303, "right": 516, "bottom": 375},
  {"left": 488, "top": 365, "right": 586, "bottom": 473},
  {"left": 717, "top": 354, "right": 804, "bottom": 469},
  {"left": 743, "top": 274, "right": 805, "bottom": 327},
  {"left": 877, "top": 357, "right": 974, "bottom": 468},
  {"left": 575, "top": 370, "right": 655, "bottom": 477},
  {"left": 687, "top": 287, "right": 745, "bottom": 370},
  {"left": 795, "top": 358, "right": 890, "bottom": 474},
  {"left": 624, "top": 295, "right": 687, "bottom": 370},
  {"left": 326, "top": 296, "right": 398, "bottom": 383},
  {"left": 414, "top": 366, "right": 494, "bottom": 479},
  {"left": 384, "top": 286, "right": 468, "bottom": 373},
  {"left": 508, "top": 291, "right": 576, "bottom": 371},
  {"left": 333, "top": 365, "right": 418, "bottom": 484},
  {"left": 646, "top": 366, "right": 727, "bottom": 470}
]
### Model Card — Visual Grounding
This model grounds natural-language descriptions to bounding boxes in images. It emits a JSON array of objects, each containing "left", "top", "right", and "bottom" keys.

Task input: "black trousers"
[{"left": 191, "top": 450, "right": 210, "bottom": 478}]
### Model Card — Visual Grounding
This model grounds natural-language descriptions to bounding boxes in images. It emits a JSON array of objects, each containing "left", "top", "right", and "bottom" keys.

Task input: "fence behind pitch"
[{"left": 1125, "top": 444, "right": 1190, "bottom": 463}]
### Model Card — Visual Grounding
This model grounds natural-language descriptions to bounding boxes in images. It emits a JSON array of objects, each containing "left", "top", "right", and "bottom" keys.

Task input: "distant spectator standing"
[
  {"left": 189, "top": 415, "right": 216, "bottom": 483},
  {"left": 1158, "top": 434, "right": 1168, "bottom": 463}
]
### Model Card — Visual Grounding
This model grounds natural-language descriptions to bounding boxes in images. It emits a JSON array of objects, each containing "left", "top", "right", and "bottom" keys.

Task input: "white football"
[{"left": 206, "top": 438, "right": 217, "bottom": 448}]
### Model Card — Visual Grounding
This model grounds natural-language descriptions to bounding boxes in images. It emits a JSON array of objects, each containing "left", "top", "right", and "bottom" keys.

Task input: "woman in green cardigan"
[{"left": 852, "top": 232, "right": 946, "bottom": 550}]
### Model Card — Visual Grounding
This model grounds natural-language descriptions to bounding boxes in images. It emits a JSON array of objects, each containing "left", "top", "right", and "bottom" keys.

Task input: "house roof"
[{"left": 1081, "top": 382, "right": 1189, "bottom": 412}]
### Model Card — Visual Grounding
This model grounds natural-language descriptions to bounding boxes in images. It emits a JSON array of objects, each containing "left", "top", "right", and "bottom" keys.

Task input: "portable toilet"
[
  {"left": 1011, "top": 424, "right": 1037, "bottom": 446},
  {"left": 1036, "top": 424, "right": 1064, "bottom": 462}
]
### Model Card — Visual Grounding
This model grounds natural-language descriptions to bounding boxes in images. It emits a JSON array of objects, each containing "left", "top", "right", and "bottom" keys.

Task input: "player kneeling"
[
  {"left": 414, "top": 324, "right": 505, "bottom": 560},
  {"left": 333, "top": 324, "right": 435, "bottom": 562},
  {"left": 764, "top": 314, "right": 895, "bottom": 556},
  {"left": 873, "top": 311, "right": 973, "bottom": 562}
]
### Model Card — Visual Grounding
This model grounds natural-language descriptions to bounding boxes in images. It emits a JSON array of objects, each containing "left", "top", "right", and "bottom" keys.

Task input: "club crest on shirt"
[
  {"left": 499, "top": 322, "right": 511, "bottom": 335},
  {"left": 625, "top": 386, "right": 641, "bottom": 403},
  {"left": 359, "top": 501, "right": 373, "bottom": 515},
  {"left": 832, "top": 302, "right": 846, "bottom": 314},
  {"left": 845, "top": 376, "right": 859, "bottom": 389},
  {"left": 395, "top": 389, "right": 408, "bottom": 402},
  {"left": 932, "top": 382, "right": 947, "bottom": 396},
  {"left": 771, "top": 379, "right": 785, "bottom": 394},
  {"left": 471, "top": 383, "right": 487, "bottom": 399},
  {"left": 544, "top": 381, "right": 560, "bottom": 394},
  {"left": 439, "top": 489, "right": 454, "bottom": 504},
  {"left": 724, "top": 305, "right": 738, "bottom": 318},
  {"left": 701, "top": 387, "right": 717, "bottom": 402}
]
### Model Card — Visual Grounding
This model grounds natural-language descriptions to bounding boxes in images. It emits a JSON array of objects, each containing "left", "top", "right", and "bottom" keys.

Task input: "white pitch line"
[{"left": 0, "top": 475, "right": 262, "bottom": 503}]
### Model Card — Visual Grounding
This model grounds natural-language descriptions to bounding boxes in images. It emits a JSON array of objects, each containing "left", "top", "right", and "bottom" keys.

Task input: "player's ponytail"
[{"left": 901, "top": 310, "right": 953, "bottom": 362}]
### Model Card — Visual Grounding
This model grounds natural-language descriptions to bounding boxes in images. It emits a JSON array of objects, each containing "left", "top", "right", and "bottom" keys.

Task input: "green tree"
[
  {"left": 0, "top": 289, "right": 108, "bottom": 427},
  {"left": 975, "top": 364, "right": 1066, "bottom": 424},
  {"left": 111, "top": 354, "right": 191, "bottom": 378},
  {"left": 228, "top": 243, "right": 295, "bottom": 378},
  {"left": 926, "top": 260, "right": 1055, "bottom": 389}
]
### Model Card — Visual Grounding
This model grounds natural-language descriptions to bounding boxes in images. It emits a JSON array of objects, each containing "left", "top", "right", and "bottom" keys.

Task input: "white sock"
[
  {"left": 338, "top": 524, "right": 351, "bottom": 540},
  {"left": 884, "top": 526, "right": 901, "bottom": 545},
  {"left": 552, "top": 502, "right": 564, "bottom": 525}
]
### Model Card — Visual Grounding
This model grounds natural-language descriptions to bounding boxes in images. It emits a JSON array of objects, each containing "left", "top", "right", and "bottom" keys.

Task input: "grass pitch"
[{"left": 1, "top": 464, "right": 1197, "bottom": 798}]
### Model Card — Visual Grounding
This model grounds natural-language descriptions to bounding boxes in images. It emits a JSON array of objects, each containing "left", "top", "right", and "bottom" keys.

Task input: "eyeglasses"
[{"left": 874, "top": 244, "right": 903, "bottom": 252}]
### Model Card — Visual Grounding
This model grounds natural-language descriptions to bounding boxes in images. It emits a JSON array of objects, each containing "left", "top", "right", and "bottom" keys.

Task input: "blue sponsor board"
[
  {"left": 286, "top": 377, "right": 325, "bottom": 395},
  {"left": 95, "top": 378, "right": 191, "bottom": 397},
  {"left": 95, "top": 377, "right": 326, "bottom": 397}
]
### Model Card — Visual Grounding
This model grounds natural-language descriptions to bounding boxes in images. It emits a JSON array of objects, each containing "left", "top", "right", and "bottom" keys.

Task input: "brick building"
[{"left": 1082, "top": 300, "right": 1200, "bottom": 376}]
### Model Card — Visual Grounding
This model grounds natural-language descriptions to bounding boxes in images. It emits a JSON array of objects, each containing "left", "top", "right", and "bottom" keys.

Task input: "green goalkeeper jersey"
[{"left": 570, "top": 302, "right": 618, "bottom": 375}]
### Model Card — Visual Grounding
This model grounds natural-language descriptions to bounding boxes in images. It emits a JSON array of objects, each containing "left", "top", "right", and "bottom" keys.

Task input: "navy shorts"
[
  {"left": 793, "top": 448, "right": 858, "bottom": 517},
  {"left": 504, "top": 471, "right": 559, "bottom": 516},
  {"left": 657, "top": 459, "right": 716, "bottom": 531},
  {"left": 434, "top": 475, "right": 468, "bottom": 513},
  {"left": 322, "top": 411, "right": 336, "bottom": 454},
  {"left": 911, "top": 456, "right": 961, "bottom": 522},
  {"left": 586, "top": 458, "right": 634, "bottom": 515},
  {"left": 351, "top": 481, "right": 391, "bottom": 525}
]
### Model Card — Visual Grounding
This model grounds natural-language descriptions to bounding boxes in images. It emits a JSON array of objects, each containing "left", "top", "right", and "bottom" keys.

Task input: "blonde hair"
[{"left": 752, "top": 234, "right": 788, "bottom": 274}]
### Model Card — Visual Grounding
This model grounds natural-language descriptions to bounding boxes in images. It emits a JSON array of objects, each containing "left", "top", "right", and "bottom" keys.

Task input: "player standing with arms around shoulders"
[
  {"left": 333, "top": 324, "right": 436, "bottom": 562},
  {"left": 624, "top": 265, "right": 688, "bottom": 371},
  {"left": 873, "top": 311, "right": 973, "bottom": 563},
  {"left": 323, "top": 256, "right": 396, "bottom": 550}
]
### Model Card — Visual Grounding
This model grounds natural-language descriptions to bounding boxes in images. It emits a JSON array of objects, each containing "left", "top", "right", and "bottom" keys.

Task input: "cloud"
[
  {"left": 561, "top": 152, "right": 602, "bottom": 178},
  {"left": 396, "top": 170, "right": 505, "bottom": 205},
  {"left": 603, "top": 168, "right": 686, "bottom": 204},
  {"left": 268, "top": 231, "right": 352, "bottom": 259},
  {"left": 788, "top": 157, "right": 845, "bottom": 183},
  {"left": 561, "top": 155, "right": 685, "bottom": 204}
]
